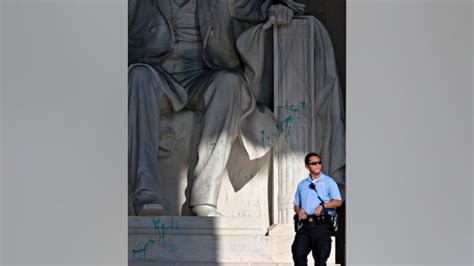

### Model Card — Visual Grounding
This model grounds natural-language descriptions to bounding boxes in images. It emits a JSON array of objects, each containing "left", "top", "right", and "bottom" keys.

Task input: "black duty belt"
[
  {"left": 302, "top": 215, "right": 332, "bottom": 225},
  {"left": 294, "top": 209, "right": 339, "bottom": 232}
]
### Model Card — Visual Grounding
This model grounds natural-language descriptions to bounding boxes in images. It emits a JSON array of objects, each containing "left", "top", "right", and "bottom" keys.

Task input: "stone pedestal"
[{"left": 129, "top": 217, "right": 337, "bottom": 265}]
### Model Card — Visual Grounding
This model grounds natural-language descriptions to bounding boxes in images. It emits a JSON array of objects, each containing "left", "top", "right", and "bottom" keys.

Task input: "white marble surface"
[
  {"left": 129, "top": 217, "right": 336, "bottom": 264},
  {"left": 129, "top": 14, "right": 344, "bottom": 266}
]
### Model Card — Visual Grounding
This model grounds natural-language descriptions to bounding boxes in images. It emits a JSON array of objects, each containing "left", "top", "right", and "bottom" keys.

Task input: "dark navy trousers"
[{"left": 291, "top": 223, "right": 332, "bottom": 266}]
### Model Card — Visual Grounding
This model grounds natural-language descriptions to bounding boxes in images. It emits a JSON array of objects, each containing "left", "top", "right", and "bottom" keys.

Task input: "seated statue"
[{"left": 128, "top": 0, "right": 305, "bottom": 216}]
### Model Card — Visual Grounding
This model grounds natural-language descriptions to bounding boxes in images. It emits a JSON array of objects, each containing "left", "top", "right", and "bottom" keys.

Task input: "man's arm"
[
  {"left": 294, "top": 205, "right": 307, "bottom": 220},
  {"left": 294, "top": 204, "right": 301, "bottom": 214},
  {"left": 322, "top": 199, "right": 343, "bottom": 209},
  {"left": 314, "top": 179, "right": 343, "bottom": 216},
  {"left": 313, "top": 199, "right": 342, "bottom": 216}
]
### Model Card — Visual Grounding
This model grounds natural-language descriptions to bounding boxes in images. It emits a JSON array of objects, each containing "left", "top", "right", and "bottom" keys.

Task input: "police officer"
[{"left": 292, "top": 152, "right": 343, "bottom": 266}]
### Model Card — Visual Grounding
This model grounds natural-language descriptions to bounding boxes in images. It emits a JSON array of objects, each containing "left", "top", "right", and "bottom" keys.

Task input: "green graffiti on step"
[
  {"left": 132, "top": 239, "right": 156, "bottom": 261},
  {"left": 152, "top": 217, "right": 179, "bottom": 245},
  {"left": 130, "top": 217, "right": 181, "bottom": 261}
]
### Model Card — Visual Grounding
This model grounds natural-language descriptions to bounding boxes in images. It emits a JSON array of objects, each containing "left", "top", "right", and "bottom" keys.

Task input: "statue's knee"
[
  {"left": 213, "top": 71, "right": 243, "bottom": 97},
  {"left": 128, "top": 65, "right": 160, "bottom": 97},
  {"left": 215, "top": 71, "right": 242, "bottom": 85},
  {"left": 129, "top": 65, "right": 152, "bottom": 80}
]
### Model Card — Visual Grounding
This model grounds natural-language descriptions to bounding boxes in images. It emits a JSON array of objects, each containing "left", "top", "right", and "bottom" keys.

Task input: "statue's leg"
[
  {"left": 128, "top": 64, "right": 166, "bottom": 216},
  {"left": 188, "top": 70, "right": 248, "bottom": 216}
]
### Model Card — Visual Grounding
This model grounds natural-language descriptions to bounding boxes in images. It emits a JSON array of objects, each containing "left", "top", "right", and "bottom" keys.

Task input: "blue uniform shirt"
[{"left": 293, "top": 173, "right": 342, "bottom": 215}]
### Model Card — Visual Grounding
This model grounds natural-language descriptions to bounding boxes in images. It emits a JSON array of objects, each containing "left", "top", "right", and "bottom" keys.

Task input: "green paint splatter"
[
  {"left": 152, "top": 217, "right": 179, "bottom": 244},
  {"left": 131, "top": 218, "right": 181, "bottom": 261},
  {"left": 276, "top": 101, "right": 309, "bottom": 149},
  {"left": 260, "top": 130, "right": 275, "bottom": 148},
  {"left": 132, "top": 239, "right": 156, "bottom": 261},
  {"left": 208, "top": 139, "right": 229, "bottom": 156}
]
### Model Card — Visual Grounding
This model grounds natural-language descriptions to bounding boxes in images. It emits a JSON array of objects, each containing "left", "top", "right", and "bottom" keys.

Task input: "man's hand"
[
  {"left": 314, "top": 205, "right": 324, "bottom": 216},
  {"left": 298, "top": 209, "right": 307, "bottom": 220}
]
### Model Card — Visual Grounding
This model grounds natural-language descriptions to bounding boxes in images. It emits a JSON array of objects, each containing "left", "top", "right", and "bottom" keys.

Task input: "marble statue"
[
  {"left": 128, "top": 0, "right": 306, "bottom": 216},
  {"left": 238, "top": 16, "right": 346, "bottom": 224}
]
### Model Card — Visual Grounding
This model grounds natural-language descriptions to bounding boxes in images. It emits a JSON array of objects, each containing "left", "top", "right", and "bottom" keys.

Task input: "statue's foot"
[
  {"left": 137, "top": 203, "right": 165, "bottom": 216},
  {"left": 192, "top": 205, "right": 223, "bottom": 217},
  {"left": 133, "top": 186, "right": 165, "bottom": 216}
]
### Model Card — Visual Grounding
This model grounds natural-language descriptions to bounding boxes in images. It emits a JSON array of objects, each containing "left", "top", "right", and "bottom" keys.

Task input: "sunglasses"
[{"left": 308, "top": 161, "right": 322, "bottom": 166}]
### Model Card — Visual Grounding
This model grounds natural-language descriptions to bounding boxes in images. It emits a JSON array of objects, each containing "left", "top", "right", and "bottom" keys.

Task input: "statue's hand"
[
  {"left": 263, "top": 1, "right": 305, "bottom": 29},
  {"left": 264, "top": 4, "right": 294, "bottom": 29}
]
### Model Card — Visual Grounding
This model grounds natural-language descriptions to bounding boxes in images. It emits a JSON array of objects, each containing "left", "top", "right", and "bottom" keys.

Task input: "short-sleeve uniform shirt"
[{"left": 293, "top": 173, "right": 342, "bottom": 215}]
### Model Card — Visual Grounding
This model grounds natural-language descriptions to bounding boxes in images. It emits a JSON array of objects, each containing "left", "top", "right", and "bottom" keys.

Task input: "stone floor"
[
  {"left": 130, "top": 263, "right": 340, "bottom": 266},
  {"left": 129, "top": 216, "right": 340, "bottom": 266}
]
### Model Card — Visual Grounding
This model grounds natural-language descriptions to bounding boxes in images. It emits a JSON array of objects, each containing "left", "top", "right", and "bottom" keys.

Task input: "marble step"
[
  {"left": 129, "top": 217, "right": 338, "bottom": 265},
  {"left": 130, "top": 263, "right": 340, "bottom": 266}
]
